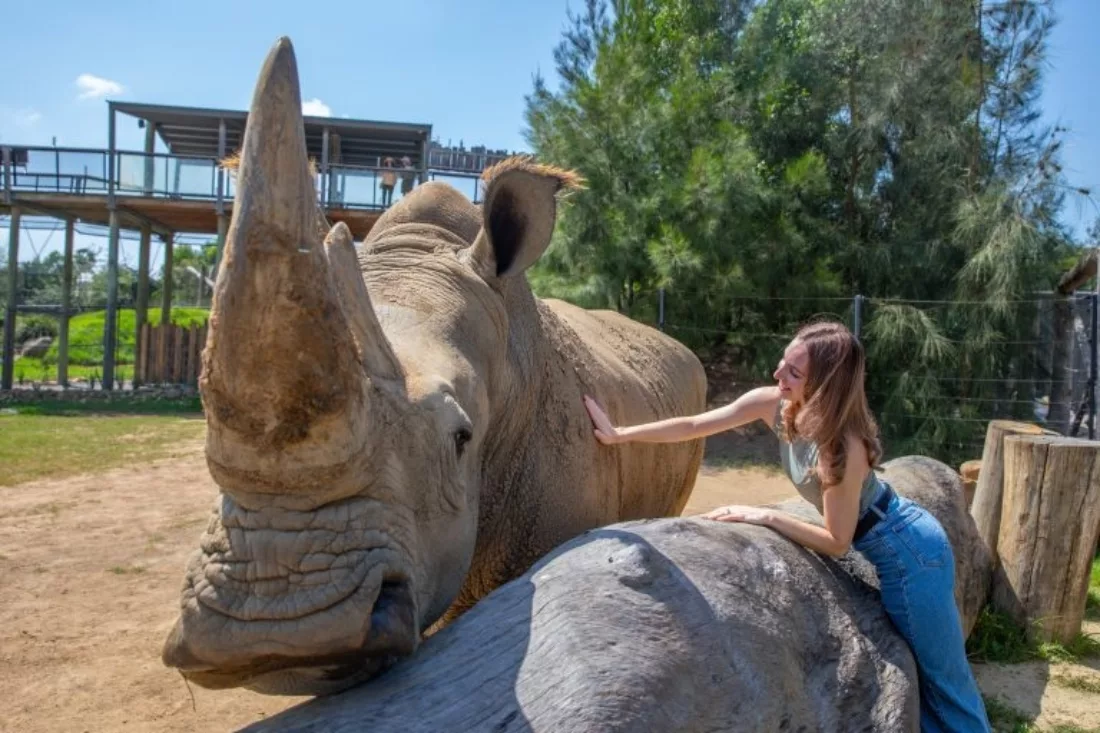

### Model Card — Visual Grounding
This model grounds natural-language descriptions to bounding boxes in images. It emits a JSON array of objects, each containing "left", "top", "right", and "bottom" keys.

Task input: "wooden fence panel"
[{"left": 136, "top": 323, "right": 208, "bottom": 385}]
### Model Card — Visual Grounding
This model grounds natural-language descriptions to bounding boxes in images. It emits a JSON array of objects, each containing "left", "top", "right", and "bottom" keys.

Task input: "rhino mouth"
[
  {"left": 162, "top": 492, "right": 422, "bottom": 695},
  {"left": 164, "top": 576, "right": 418, "bottom": 694}
]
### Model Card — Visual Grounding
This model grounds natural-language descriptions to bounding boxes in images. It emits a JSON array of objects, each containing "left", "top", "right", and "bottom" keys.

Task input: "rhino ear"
[{"left": 467, "top": 156, "right": 582, "bottom": 281}]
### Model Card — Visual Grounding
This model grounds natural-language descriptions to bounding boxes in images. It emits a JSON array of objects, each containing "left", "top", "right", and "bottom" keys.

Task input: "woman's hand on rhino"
[{"left": 583, "top": 396, "right": 623, "bottom": 445}]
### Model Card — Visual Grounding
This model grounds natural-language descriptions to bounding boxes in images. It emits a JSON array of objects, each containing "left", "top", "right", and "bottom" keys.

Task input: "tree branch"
[{"left": 1057, "top": 251, "right": 1097, "bottom": 295}]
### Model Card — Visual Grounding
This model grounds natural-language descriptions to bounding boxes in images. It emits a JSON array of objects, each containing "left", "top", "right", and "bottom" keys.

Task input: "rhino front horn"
[{"left": 198, "top": 37, "right": 387, "bottom": 502}]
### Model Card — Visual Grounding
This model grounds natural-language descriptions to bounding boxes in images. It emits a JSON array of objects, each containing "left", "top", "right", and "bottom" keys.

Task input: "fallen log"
[
  {"left": 995, "top": 434, "right": 1100, "bottom": 643},
  {"left": 240, "top": 456, "right": 991, "bottom": 733}
]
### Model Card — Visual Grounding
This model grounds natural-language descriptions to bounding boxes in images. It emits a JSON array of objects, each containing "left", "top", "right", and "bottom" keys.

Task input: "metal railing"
[
  {"left": 4, "top": 146, "right": 226, "bottom": 201},
  {"left": 5, "top": 147, "right": 112, "bottom": 196},
  {"left": 116, "top": 150, "right": 221, "bottom": 199},
  {"left": 428, "top": 148, "right": 511, "bottom": 174},
  {"left": 3, "top": 146, "right": 488, "bottom": 210}
]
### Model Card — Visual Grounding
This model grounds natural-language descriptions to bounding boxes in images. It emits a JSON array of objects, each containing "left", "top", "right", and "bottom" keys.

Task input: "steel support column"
[
  {"left": 2, "top": 207, "right": 21, "bottom": 390},
  {"left": 102, "top": 209, "right": 121, "bottom": 390},
  {"left": 58, "top": 218, "right": 74, "bottom": 387}
]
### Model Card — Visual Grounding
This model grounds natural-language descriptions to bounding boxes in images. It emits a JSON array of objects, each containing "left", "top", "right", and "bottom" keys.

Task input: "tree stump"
[
  {"left": 959, "top": 459, "right": 982, "bottom": 509},
  {"left": 994, "top": 434, "right": 1100, "bottom": 643},
  {"left": 970, "top": 420, "right": 1056, "bottom": 559}
]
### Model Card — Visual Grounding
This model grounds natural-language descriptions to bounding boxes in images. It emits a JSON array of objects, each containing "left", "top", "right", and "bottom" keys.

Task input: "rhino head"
[{"left": 160, "top": 37, "right": 578, "bottom": 695}]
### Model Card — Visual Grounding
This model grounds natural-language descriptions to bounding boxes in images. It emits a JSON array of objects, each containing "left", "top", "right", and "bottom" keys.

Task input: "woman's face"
[{"left": 773, "top": 340, "right": 810, "bottom": 403}]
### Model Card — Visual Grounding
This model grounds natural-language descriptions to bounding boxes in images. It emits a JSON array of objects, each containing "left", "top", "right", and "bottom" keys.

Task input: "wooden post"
[
  {"left": 181, "top": 326, "right": 191, "bottom": 385},
  {"left": 970, "top": 420, "right": 1056, "bottom": 559},
  {"left": 995, "top": 434, "right": 1100, "bottom": 642},
  {"left": 58, "top": 218, "right": 74, "bottom": 387},
  {"left": 173, "top": 325, "right": 184, "bottom": 383},
  {"left": 152, "top": 324, "right": 162, "bottom": 384},
  {"left": 134, "top": 225, "right": 151, "bottom": 385},
  {"left": 138, "top": 323, "right": 150, "bottom": 386}
]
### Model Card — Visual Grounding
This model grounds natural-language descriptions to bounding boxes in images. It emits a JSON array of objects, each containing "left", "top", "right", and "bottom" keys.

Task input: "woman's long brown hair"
[{"left": 779, "top": 320, "right": 882, "bottom": 489}]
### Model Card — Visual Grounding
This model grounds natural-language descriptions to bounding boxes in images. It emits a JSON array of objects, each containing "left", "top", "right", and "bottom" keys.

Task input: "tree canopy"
[{"left": 524, "top": 0, "right": 1093, "bottom": 461}]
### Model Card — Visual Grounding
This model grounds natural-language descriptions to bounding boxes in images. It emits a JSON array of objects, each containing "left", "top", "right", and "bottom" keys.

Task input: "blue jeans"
[{"left": 852, "top": 485, "right": 991, "bottom": 732}]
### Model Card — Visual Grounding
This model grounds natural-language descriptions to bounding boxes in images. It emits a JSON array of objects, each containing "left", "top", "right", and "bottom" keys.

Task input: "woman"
[{"left": 583, "top": 319, "right": 990, "bottom": 732}]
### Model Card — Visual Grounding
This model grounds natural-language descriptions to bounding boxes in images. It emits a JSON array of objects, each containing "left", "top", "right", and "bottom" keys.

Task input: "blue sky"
[{"left": 2, "top": 0, "right": 1098, "bottom": 271}]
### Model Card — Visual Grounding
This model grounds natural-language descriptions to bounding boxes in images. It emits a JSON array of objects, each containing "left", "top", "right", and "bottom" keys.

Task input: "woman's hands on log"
[{"left": 700, "top": 505, "right": 777, "bottom": 525}]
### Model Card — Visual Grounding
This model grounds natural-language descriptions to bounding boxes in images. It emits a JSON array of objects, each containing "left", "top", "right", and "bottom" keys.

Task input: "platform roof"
[{"left": 110, "top": 101, "right": 432, "bottom": 168}]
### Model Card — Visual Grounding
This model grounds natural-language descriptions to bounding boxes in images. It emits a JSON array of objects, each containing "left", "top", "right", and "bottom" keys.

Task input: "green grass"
[
  {"left": 1037, "top": 633, "right": 1100, "bottom": 664},
  {"left": 968, "top": 607, "right": 1039, "bottom": 664},
  {"left": 1087, "top": 558, "right": 1100, "bottom": 622},
  {"left": 984, "top": 695, "right": 1038, "bottom": 733},
  {"left": 7, "top": 396, "right": 202, "bottom": 416},
  {"left": 11, "top": 359, "right": 105, "bottom": 383},
  {"left": 966, "top": 556, "right": 1100, "bottom": 665},
  {"left": 967, "top": 603, "right": 1100, "bottom": 666},
  {"left": 0, "top": 411, "right": 205, "bottom": 486}
]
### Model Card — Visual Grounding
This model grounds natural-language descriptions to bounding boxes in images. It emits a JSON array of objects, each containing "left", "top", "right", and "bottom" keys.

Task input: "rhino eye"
[{"left": 454, "top": 427, "right": 472, "bottom": 458}]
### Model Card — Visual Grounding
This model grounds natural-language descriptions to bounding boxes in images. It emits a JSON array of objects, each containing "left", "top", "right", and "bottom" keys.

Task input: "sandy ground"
[{"left": 1, "top": 437, "right": 1097, "bottom": 732}]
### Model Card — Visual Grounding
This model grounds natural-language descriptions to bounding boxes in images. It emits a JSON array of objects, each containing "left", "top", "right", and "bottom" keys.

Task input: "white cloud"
[
  {"left": 14, "top": 108, "right": 42, "bottom": 127},
  {"left": 75, "top": 73, "right": 124, "bottom": 100},
  {"left": 302, "top": 98, "right": 332, "bottom": 117}
]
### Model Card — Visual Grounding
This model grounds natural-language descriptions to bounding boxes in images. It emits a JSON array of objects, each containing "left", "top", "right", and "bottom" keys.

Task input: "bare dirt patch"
[
  {"left": 975, "top": 649, "right": 1100, "bottom": 731},
  {"left": 0, "top": 440, "right": 309, "bottom": 732},
  {"left": 1, "top": 431, "right": 1096, "bottom": 732}
]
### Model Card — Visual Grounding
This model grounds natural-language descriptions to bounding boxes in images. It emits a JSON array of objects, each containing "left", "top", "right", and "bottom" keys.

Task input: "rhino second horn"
[{"left": 324, "top": 222, "right": 403, "bottom": 383}]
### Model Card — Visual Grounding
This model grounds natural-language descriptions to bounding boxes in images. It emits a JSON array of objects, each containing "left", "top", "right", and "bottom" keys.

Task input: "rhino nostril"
[{"left": 368, "top": 576, "right": 418, "bottom": 656}]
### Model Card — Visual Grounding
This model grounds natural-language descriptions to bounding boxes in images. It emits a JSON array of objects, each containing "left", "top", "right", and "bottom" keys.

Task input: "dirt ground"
[{"left": 1, "top": 434, "right": 1098, "bottom": 732}]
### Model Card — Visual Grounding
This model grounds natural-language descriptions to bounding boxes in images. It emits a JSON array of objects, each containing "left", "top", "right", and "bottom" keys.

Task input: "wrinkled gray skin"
[
  {"left": 239, "top": 456, "right": 992, "bottom": 732},
  {"left": 160, "top": 37, "right": 705, "bottom": 696}
]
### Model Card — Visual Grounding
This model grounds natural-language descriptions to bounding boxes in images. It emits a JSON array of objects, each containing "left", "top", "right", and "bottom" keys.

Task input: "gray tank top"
[{"left": 772, "top": 400, "right": 880, "bottom": 515}]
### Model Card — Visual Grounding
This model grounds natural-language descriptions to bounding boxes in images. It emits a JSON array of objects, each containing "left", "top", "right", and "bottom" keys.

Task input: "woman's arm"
[
  {"left": 583, "top": 385, "right": 781, "bottom": 445},
  {"left": 705, "top": 433, "right": 868, "bottom": 558}
]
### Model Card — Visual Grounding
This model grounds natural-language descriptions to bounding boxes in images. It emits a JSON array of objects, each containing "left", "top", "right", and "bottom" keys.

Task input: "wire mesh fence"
[
  {"left": 655, "top": 289, "right": 1097, "bottom": 468},
  {"left": 4, "top": 266, "right": 1097, "bottom": 469}
]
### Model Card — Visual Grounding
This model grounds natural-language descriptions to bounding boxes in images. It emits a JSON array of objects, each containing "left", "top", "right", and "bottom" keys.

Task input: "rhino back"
[
  {"left": 541, "top": 297, "right": 707, "bottom": 519},
  {"left": 457, "top": 294, "right": 707, "bottom": 612}
]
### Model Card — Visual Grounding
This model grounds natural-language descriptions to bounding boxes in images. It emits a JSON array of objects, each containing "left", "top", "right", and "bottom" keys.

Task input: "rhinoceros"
[
  {"left": 160, "top": 37, "right": 706, "bottom": 695},
  {"left": 236, "top": 456, "right": 993, "bottom": 732}
]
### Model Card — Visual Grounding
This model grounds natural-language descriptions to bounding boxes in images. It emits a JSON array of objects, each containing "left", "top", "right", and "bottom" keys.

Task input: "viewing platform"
[
  {"left": 1, "top": 100, "right": 512, "bottom": 241},
  {"left": 0, "top": 100, "right": 519, "bottom": 390}
]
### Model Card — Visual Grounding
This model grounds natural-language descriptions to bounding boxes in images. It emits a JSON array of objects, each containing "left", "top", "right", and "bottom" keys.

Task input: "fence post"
[
  {"left": 852, "top": 294, "right": 864, "bottom": 340},
  {"left": 658, "top": 288, "right": 666, "bottom": 332}
]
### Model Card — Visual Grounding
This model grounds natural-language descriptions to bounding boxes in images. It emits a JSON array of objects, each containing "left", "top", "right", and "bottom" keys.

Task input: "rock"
[{"left": 19, "top": 336, "right": 53, "bottom": 359}]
